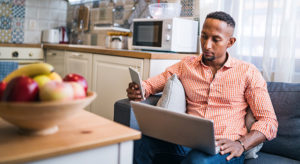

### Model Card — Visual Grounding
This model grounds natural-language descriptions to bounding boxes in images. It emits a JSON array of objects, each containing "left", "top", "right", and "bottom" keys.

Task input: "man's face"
[{"left": 200, "top": 18, "right": 235, "bottom": 61}]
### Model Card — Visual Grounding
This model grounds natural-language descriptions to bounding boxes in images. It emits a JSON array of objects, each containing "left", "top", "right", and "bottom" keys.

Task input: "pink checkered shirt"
[{"left": 142, "top": 54, "right": 278, "bottom": 141}]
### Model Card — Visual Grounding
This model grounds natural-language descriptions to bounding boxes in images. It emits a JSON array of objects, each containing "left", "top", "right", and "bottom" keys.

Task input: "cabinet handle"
[
  {"left": 51, "top": 53, "right": 57, "bottom": 56},
  {"left": 71, "top": 54, "right": 83, "bottom": 58}
]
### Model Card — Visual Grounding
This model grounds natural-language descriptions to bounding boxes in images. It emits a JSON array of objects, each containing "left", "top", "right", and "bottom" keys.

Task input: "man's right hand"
[{"left": 126, "top": 82, "right": 144, "bottom": 101}]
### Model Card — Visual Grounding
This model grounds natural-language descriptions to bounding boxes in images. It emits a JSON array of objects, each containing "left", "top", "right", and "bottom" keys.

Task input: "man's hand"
[
  {"left": 126, "top": 82, "right": 144, "bottom": 101},
  {"left": 216, "top": 138, "right": 244, "bottom": 161}
]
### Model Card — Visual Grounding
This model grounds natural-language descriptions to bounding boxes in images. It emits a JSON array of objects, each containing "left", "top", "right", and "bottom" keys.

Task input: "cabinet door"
[
  {"left": 45, "top": 50, "right": 65, "bottom": 77},
  {"left": 64, "top": 51, "right": 93, "bottom": 90},
  {"left": 65, "top": 52, "right": 93, "bottom": 111},
  {"left": 91, "top": 54, "right": 143, "bottom": 120}
]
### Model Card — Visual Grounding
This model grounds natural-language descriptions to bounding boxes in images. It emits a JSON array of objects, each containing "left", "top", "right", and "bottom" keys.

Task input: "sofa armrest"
[{"left": 114, "top": 94, "right": 162, "bottom": 130}]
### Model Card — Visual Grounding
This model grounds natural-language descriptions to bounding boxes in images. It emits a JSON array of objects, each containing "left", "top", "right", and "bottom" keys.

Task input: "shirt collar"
[{"left": 197, "top": 52, "right": 234, "bottom": 68}]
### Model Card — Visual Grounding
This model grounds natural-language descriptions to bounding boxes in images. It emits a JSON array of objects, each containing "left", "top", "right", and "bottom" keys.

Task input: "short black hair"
[{"left": 206, "top": 11, "right": 235, "bottom": 28}]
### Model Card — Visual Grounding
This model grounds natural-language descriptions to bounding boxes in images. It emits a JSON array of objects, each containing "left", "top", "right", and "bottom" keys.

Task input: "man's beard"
[{"left": 203, "top": 55, "right": 215, "bottom": 61}]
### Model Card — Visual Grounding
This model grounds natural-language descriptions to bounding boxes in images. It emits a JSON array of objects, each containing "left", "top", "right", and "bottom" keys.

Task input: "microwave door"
[{"left": 133, "top": 21, "right": 163, "bottom": 47}]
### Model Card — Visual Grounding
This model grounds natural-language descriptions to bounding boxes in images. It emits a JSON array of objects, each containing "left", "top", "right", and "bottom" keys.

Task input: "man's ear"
[{"left": 227, "top": 37, "right": 236, "bottom": 48}]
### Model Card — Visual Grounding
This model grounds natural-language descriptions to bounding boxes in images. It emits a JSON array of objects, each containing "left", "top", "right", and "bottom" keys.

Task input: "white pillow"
[
  {"left": 156, "top": 74, "right": 186, "bottom": 113},
  {"left": 244, "top": 108, "right": 263, "bottom": 159}
]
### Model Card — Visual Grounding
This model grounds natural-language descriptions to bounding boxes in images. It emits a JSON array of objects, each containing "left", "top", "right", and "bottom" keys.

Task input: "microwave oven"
[{"left": 132, "top": 18, "right": 199, "bottom": 53}]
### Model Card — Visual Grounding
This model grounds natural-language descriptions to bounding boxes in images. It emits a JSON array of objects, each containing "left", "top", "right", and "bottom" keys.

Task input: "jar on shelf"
[{"left": 105, "top": 31, "right": 132, "bottom": 49}]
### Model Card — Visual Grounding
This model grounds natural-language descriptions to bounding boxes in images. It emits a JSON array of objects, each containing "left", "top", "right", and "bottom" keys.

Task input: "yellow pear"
[{"left": 33, "top": 75, "right": 51, "bottom": 88}]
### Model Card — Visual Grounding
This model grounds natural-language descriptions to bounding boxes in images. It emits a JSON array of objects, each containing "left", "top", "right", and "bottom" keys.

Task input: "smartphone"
[{"left": 129, "top": 67, "right": 145, "bottom": 100}]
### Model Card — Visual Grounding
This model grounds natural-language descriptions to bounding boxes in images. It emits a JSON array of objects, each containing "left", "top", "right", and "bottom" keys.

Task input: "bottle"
[{"left": 77, "top": 20, "right": 84, "bottom": 44}]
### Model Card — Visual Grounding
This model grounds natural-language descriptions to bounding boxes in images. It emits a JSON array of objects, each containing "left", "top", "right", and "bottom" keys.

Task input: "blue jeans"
[{"left": 134, "top": 135, "right": 245, "bottom": 164}]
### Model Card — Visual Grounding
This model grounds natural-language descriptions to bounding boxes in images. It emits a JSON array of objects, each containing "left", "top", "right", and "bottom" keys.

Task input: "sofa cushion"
[
  {"left": 156, "top": 74, "right": 186, "bottom": 113},
  {"left": 261, "top": 82, "right": 300, "bottom": 161},
  {"left": 245, "top": 152, "right": 300, "bottom": 164},
  {"left": 113, "top": 95, "right": 161, "bottom": 130}
]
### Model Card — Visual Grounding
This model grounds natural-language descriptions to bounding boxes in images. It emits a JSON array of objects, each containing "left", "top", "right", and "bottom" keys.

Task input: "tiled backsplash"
[
  {"left": 0, "top": 0, "right": 67, "bottom": 44},
  {"left": 181, "top": 0, "right": 198, "bottom": 17},
  {"left": 0, "top": 0, "right": 198, "bottom": 44},
  {"left": 0, "top": 0, "right": 25, "bottom": 43}
]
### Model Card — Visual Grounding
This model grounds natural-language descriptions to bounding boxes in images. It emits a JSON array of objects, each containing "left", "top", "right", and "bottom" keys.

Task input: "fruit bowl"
[
  {"left": 0, "top": 91, "right": 96, "bottom": 135},
  {"left": 149, "top": 3, "right": 182, "bottom": 19}
]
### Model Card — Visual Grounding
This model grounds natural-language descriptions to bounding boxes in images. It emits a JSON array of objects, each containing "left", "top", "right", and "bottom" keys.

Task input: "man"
[{"left": 127, "top": 11, "right": 278, "bottom": 164}]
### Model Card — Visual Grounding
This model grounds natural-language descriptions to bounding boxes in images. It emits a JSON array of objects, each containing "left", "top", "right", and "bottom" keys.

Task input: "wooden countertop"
[
  {"left": 0, "top": 110, "right": 141, "bottom": 164},
  {"left": 0, "top": 43, "right": 198, "bottom": 59},
  {"left": 0, "top": 43, "right": 42, "bottom": 48},
  {"left": 43, "top": 44, "right": 198, "bottom": 59}
]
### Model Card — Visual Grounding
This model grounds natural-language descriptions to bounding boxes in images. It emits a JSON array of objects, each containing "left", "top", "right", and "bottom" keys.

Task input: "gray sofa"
[{"left": 114, "top": 82, "right": 300, "bottom": 163}]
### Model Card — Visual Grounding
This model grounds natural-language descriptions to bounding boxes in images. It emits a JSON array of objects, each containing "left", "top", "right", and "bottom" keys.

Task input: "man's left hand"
[{"left": 216, "top": 138, "right": 244, "bottom": 161}]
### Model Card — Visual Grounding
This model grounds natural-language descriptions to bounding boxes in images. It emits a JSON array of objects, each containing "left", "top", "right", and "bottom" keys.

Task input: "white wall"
[{"left": 24, "top": 0, "right": 68, "bottom": 43}]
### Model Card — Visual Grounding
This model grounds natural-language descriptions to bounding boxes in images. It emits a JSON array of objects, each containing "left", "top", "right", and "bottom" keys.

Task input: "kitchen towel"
[{"left": 0, "top": 61, "right": 18, "bottom": 81}]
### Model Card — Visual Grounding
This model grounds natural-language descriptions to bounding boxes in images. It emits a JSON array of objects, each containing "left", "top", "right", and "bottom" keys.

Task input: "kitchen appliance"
[
  {"left": 148, "top": 3, "right": 182, "bottom": 19},
  {"left": 132, "top": 17, "right": 199, "bottom": 53},
  {"left": 41, "top": 29, "right": 59, "bottom": 44},
  {"left": 58, "top": 26, "right": 69, "bottom": 44},
  {"left": 0, "top": 47, "right": 44, "bottom": 68}
]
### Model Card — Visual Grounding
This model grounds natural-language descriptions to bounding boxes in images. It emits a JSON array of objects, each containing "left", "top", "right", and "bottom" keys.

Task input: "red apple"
[
  {"left": 2, "top": 76, "right": 39, "bottom": 102},
  {"left": 39, "top": 81, "right": 74, "bottom": 101},
  {"left": 63, "top": 73, "right": 88, "bottom": 94},
  {"left": 0, "top": 81, "right": 7, "bottom": 100}
]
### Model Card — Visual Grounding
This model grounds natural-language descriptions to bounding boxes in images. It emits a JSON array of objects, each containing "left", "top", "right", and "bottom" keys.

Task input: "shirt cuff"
[
  {"left": 142, "top": 81, "right": 151, "bottom": 98},
  {"left": 250, "top": 119, "right": 278, "bottom": 140}
]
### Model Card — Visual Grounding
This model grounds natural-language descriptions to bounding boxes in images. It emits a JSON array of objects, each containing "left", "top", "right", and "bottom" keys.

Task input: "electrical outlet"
[{"left": 29, "top": 19, "right": 37, "bottom": 30}]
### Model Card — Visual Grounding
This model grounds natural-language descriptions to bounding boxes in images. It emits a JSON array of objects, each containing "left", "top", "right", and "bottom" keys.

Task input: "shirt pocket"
[{"left": 221, "top": 80, "right": 245, "bottom": 102}]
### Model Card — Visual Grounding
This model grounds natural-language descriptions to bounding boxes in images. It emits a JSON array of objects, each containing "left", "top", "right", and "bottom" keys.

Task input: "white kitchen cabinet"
[
  {"left": 91, "top": 54, "right": 144, "bottom": 120},
  {"left": 64, "top": 51, "right": 93, "bottom": 87},
  {"left": 45, "top": 50, "right": 65, "bottom": 77},
  {"left": 45, "top": 48, "right": 181, "bottom": 120},
  {"left": 65, "top": 51, "right": 93, "bottom": 111}
]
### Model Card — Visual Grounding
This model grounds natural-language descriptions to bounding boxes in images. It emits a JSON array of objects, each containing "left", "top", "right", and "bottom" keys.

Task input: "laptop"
[{"left": 131, "top": 101, "right": 220, "bottom": 155}]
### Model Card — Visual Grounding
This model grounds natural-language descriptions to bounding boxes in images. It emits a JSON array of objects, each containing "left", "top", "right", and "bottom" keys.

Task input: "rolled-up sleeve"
[{"left": 245, "top": 65, "right": 278, "bottom": 140}]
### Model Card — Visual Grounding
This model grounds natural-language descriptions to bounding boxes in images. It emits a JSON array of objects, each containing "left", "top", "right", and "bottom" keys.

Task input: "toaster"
[{"left": 41, "top": 29, "right": 59, "bottom": 43}]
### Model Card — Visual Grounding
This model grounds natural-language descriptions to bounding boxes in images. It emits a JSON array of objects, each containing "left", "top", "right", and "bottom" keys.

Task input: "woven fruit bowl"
[{"left": 0, "top": 91, "right": 96, "bottom": 136}]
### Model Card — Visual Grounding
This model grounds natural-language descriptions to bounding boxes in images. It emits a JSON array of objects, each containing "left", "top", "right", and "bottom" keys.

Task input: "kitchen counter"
[
  {"left": 0, "top": 110, "right": 141, "bottom": 164},
  {"left": 0, "top": 43, "right": 198, "bottom": 59},
  {"left": 0, "top": 43, "right": 42, "bottom": 48},
  {"left": 43, "top": 44, "right": 198, "bottom": 59}
]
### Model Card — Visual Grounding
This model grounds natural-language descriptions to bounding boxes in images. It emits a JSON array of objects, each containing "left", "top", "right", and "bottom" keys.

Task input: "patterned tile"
[
  {"left": 0, "top": 0, "right": 12, "bottom": 4},
  {"left": 11, "top": 28, "right": 24, "bottom": 43},
  {"left": 114, "top": 5, "right": 124, "bottom": 20},
  {"left": 12, "top": 4, "right": 25, "bottom": 18},
  {"left": 0, "top": 16, "right": 11, "bottom": 29},
  {"left": 13, "top": 0, "right": 25, "bottom": 6},
  {"left": 0, "top": 29, "right": 12, "bottom": 43},
  {"left": 0, "top": 3, "right": 12, "bottom": 16},
  {"left": 0, "top": 0, "right": 25, "bottom": 43},
  {"left": 180, "top": 0, "right": 193, "bottom": 17},
  {"left": 12, "top": 17, "right": 24, "bottom": 29}
]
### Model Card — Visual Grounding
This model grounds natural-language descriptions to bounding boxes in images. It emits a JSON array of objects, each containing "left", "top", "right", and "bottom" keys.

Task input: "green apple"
[{"left": 33, "top": 75, "right": 51, "bottom": 88}]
